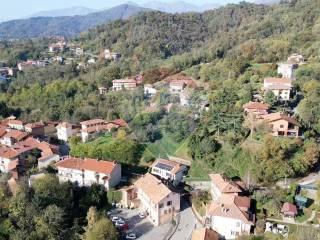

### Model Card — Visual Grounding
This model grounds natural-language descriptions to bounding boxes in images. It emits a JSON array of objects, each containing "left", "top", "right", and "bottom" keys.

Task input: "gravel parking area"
[{"left": 112, "top": 208, "right": 172, "bottom": 239}]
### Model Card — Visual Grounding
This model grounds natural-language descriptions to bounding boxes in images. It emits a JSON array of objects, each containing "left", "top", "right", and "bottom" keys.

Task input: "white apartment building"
[
  {"left": 151, "top": 159, "right": 187, "bottom": 186},
  {"left": 263, "top": 77, "right": 292, "bottom": 101},
  {"left": 134, "top": 173, "right": 180, "bottom": 226},
  {"left": 55, "top": 157, "right": 121, "bottom": 190},
  {"left": 56, "top": 122, "right": 77, "bottom": 142}
]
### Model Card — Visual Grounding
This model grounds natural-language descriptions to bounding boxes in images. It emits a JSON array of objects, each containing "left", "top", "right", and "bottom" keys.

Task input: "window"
[
  {"left": 159, "top": 203, "right": 164, "bottom": 208},
  {"left": 280, "top": 124, "right": 284, "bottom": 128},
  {"left": 164, "top": 210, "right": 167, "bottom": 214},
  {"left": 167, "top": 201, "right": 172, "bottom": 206},
  {"left": 168, "top": 209, "right": 171, "bottom": 214}
]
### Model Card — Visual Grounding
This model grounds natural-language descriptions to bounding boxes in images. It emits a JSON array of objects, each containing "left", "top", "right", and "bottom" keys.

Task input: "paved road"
[{"left": 170, "top": 198, "right": 199, "bottom": 240}]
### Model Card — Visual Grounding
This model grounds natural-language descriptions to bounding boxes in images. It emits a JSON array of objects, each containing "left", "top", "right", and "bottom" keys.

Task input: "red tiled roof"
[
  {"left": 7, "top": 119, "right": 24, "bottom": 126},
  {"left": 263, "top": 112, "right": 300, "bottom": 126},
  {"left": 55, "top": 157, "right": 118, "bottom": 174},
  {"left": 209, "top": 174, "right": 243, "bottom": 194},
  {"left": 112, "top": 119, "right": 128, "bottom": 127},
  {"left": 281, "top": 202, "right": 297, "bottom": 215},
  {"left": 112, "top": 78, "right": 137, "bottom": 84},
  {"left": 264, "top": 77, "right": 292, "bottom": 84},
  {"left": 25, "top": 122, "right": 45, "bottom": 129},
  {"left": 56, "top": 122, "right": 73, "bottom": 129},
  {"left": 80, "top": 119, "right": 106, "bottom": 126},
  {"left": 243, "top": 101, "right": 270, "bottom": 110},
  {"left": 3, "top": 130, "right": 29, "bottom": 141}
]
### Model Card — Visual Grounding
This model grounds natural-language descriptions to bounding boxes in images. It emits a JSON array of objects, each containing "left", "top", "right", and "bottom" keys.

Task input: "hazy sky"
[{"left": 0, "top": 0, "right": 248, "bottom": 21}]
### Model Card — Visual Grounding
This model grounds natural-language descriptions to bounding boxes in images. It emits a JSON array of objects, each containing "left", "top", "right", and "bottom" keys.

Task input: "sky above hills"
[{"left": 1, "top": 0, "right": 255, "bottom": 21}]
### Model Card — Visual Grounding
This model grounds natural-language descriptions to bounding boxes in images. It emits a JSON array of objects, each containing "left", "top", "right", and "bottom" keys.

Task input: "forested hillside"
[{"left": 0, "top": 4, "right": 149, "bottom": 39}]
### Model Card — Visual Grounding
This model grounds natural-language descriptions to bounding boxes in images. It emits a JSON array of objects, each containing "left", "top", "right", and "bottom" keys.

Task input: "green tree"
[{"left": 84, "top": 217, "right": 118, "bottom": 240}]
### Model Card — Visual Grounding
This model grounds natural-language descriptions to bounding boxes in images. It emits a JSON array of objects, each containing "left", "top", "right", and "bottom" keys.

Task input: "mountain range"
[{"left": 0, "top": 1, "right": 282, "bottom": 40}]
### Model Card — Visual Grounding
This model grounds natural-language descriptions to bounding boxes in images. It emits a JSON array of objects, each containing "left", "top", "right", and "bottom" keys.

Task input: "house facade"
[
  {"left": 55, "top": 157, "right": 121, "bottom": 190},
  {"left": 134, "top": 173, "right": 180, "bottom": 226},
  {"left": 262, "top": 112, "right": 300, "bottom": 137},
  {"left": 277, "top": 63, "right": 296, "bottom": 80},
  {"left": 151, "top": 159, "right": 188, "bottom": 186},
  {"left": 263, "top": 77, "right": 292, "bottom": 101},
  {"left": 242, "top": 102, "right": 269, "bottom": 116},
  {"left": 56, "top": 122, "right": 77, "bottom": 142},
  {"left": 206, "top": 174, "right": 254, "bottom": 239},
  {"left": 112, "top": 78, "right": 138, "bottom": 91}
]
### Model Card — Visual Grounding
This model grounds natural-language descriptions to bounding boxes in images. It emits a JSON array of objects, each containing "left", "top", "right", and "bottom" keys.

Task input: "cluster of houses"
[
  {"left": 56, "top": 118, "right": 128, "bottom": 143},
  {"left": 242, "top": 54, "right": 305, "bottom": 138},
  {"left": 0, "top": 117, "right": 59, "bottom": 177}
]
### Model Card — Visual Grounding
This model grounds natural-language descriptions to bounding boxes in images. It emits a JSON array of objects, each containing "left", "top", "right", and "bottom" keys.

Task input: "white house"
[
  {"left": 263, "top": 77, "right": 292, "bottom": 101},
  {"left": 151, "top": 159, "right": 188, "bottom": 186},
  {"left": 104, "top": 49, "right": 120, "bottom": 61},
  {"left": 206, "top": 174, "right": 254, "bottom": 239},
  {"left": 112, "top": 78, "right": 138, "bottom": 91},
  {"left": 55, "top": 157, "right": 121, "bottom": 190},
  {"left": 144, "top": 84, "right": 157, "bottom": 98},
  {"left": 0, "top": 147, "right": 20, "bottom": 173},
  {"left": 277, "top": 63, "right": 296, "bottom": 80},
  {"left": 207, "top": 194, "right": 254, "bottom": 239},
  {"left": 56, "top": 122, "right": 77, "bottom": 142},
  {"left": 134, "top": 173, "right": 180, "bottom": 226}
]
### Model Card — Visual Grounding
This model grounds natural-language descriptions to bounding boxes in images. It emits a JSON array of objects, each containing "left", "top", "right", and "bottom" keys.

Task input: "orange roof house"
[
  {"left": 242, "top": 101, "right": 269, "bottom": 116},
  {"left": 281, "top": 202, "right": 298, "bottom": 218},
  {"left": 209, "top": 174, "right": 243, "bottom": 199},
  {"left": 191, "top": 228, "right": 220, "bottom": 240},
  {"left": 262, "top": 112, "right": 300, "bottom": 137},
  {"left": 134, "top": 173, "right": 180, "bottom": 226},
  {"left": 55, "top": 157, "right": 121, "bottom": 190}
]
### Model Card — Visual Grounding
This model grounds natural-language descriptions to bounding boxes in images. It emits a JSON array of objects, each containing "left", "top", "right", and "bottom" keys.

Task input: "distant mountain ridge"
[
  {"left": 29, "top": 6, "right": 98, "bottom": 18},
  {"left": 0, "top": 4, "right": 149, "bottom": 39}
]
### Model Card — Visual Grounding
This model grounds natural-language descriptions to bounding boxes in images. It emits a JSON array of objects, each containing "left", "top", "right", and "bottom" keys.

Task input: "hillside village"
[{"left": 0, "top": 0, "right": 320, "bottom": 240}]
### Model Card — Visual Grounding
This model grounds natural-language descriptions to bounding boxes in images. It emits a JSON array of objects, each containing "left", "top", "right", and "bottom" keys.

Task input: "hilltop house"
[
  {"left": 133, "top": 173, "right": 180, "bottom": 226},
  {"left": 144, "top": 84, "right": 157, "bottom": 98},
  {"left": 287, "top": 54, "right": 304, "bottom": 65},
  {"left": 55, "top": 157, "right": 121, "bottom": 190},
  {"left": 263, "top": 77, "right": 292, "bottom": 101},
  {"left": 112, "top": 78, "right": 139, "bottom": 91},
  {"left": 277, "top": 63, "right": 297, "bottom": 80},
  {"left": 56, "top": 122, "right": 78, "bottom": 142},
  {"left": 242, "top": 101, "right": 269, "bottom": 116},
  {"left": 0, "top": 130, "right": 29, "bottom": 146},
  {"left": 104, "top": 49, "right": 120, "bottom": 61},
  {"left": 206, "top": 174, "right": 254, "bottom": 239},
  {"left": 151, "top": 159, "right": 188, "bottom": 186},
  {"left": 191, "top": 228, "right": 220, "bottom": 240},
  {"left": 24, "top": 122, "right": 45, "bottom": 136},
  {"left": 262, "top": 112, "right": 300, "bottom": 137},
  {"left": 281, "top": 202, "right": 298, "bottom": 220},
  {"left": 98, "top": 86, "right": 108, "bottom": 95},
  {"left": 166, "top": 73, "right": 197, "bottom": 94}
]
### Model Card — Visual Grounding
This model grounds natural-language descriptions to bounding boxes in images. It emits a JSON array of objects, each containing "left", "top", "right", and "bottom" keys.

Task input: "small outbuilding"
[{"left": 281, "top": 202, "right": 298, "bottom": 218}]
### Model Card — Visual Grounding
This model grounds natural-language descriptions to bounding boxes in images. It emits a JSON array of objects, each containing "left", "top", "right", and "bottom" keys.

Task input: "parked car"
[
  {"left": 112, "top": 216, "right": 121, "bottom": 223},
  {"left": 126, "top": 232, "right": 137, "bottom": 240},
  {"left": 115, "top": 219, "right": 126, "bottom": 227},
  {"left": 139, "top": 212, "right": 146, "bottom": 219},
  {"left": 119, "top": 223, "right": 129, "bottom": 231}
]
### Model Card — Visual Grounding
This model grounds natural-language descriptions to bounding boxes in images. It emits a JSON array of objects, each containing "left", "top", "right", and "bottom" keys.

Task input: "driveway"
[
  {"left": 116, "top": 207, "right": 172, "bottom": 240},
  {"left": 170, "top": 197, "right": 199, "bottom": 240}
]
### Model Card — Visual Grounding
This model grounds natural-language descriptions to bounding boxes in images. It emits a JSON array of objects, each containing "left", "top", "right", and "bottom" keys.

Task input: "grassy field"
[{"left": 143, "top": 135, "right": 191, "bottom": 160}]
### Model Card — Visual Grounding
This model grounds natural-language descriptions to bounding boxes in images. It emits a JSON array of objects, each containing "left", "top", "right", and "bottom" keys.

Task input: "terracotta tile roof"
[
  {"left": 207, "top": 195, "right": 254, "bottom": 224},
  {"left": 166, "top": 73, "right": 197, "bottom": 88},
  {"left": 111, "top": 119, "right": 128, "bottom": 128},
  {"left": 243, "top": 101, "right": 270, "bottom": 110},
  {"left": 0, "top": 147, "right": 19, "bottom": 159},
  {"left": 0, "top": 126, "right": 7, "bottom": 138},
  {"left": 191, "top": 228, "right": 219, "bottom": 240},
  {"left": 80, "top": 119, "right": 106, "bottom": 126},
  {"left": 25, "top": 122, "right": 45, "bottom": 129},
  {"left": 56, "top": 122, "right": 73, "bottom": 129},
  {"left": 262, "top": 112, "right": 300, "bottom": 126},
  {"left": 55, "top": 157, "right": 118, "bottom": 174},
  {"left": 81, "top": 124, "right": 114, "bottom": 133},
  {"left": 152, "top": 158, "right": 184, "bottom": 174},
  {"left": 7, "top": 119, "right": 24, "bottom": 126},
  {"left": 281, "top": 202, "right": 297, "bottom": 215},
  {"left": 112, "top": 78, "right": 137, "bottom": 84},
  {"left": 264, "top": 77, "right": 292, "bottom": 85},
  {"left": 209, "top": 174, "right": 242, "bottom": 194},
  {"left": 3, "top": 130, "right": 29, "bottom": 141},
  {"left": 8, "top": 159, "right": 19, "bottom": 171},
  {"left": 234, "top": 196, "right": 251, "bottom": 209},
  {"left": 134, "top": 173, "right": 172, "bottom": 204}
]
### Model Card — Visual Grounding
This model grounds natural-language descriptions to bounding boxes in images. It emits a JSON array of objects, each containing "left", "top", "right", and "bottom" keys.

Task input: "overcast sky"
[{"left": 0, "top": 0, "right": 251, "bottom": 21}]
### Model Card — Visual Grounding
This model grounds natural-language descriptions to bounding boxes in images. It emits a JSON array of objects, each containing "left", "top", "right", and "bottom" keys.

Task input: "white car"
[
  {"left": 111, "top": 216, "right": 121, "bottom": 222},
  {"left": 139, "top": 212, "right": 146, "bottom": 219},
  {"left": 126, "top": 232, "right": 137, "bottom": 240},
  {"left": 115, "top": 219, "right": 126, "bottom": 227}
]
